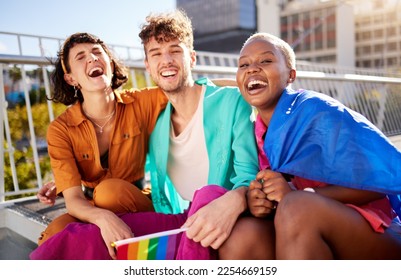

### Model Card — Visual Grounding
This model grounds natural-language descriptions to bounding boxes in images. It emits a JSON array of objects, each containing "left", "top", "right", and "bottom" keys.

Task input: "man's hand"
[{"left": 183, "top": 188, "right": 246, "bottom": 250}]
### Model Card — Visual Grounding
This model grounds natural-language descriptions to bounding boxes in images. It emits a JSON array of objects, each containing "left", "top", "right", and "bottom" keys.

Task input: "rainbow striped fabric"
[{"left": 113, "top": 228, "right": 187, "bottom": 260}]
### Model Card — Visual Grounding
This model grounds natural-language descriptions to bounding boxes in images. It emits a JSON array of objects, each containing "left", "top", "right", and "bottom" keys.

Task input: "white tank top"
[{"left": 167, "top": 88, "right": 209, "bottom": 201}]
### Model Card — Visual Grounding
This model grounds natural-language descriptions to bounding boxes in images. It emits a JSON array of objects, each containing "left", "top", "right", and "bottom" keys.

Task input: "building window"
[
  {"left": 374, "top": 29, "right": 383, "bottom": 39},
  {"left": 358, "top": 17, "right": 370, "bottom": 27},
  {"left": 374, "top": 59, "right": 382, "bottom": 67},
  {"left": 386, "top": 26, "right": 396, "bottom": 37},
  {"left": 373, "top": 14, "right": 383, "bottom": 24},
  {"left": 362, "top": 45, "right": 371, "bottom": 55},
  {"left": 362, "top": 31, "right": 371, "bottom": 40},
  {"left": 281, "top": 31, "right": 289, "bottom": 42},
  {"left": 315, "top": 24, "right": 323, "bottom": 50},
  {"left": 388, "top": 42, "right": 397, "bottom": 51},
  {"left": 374, "top": 44, "right": 384, "bottom": 53},
  {"left": 327, "top": 30, "right": 336, "bottom": 48},
  {"left": 326, "top": 13, "right": 336, "bottom": 32},
  {"left": 292, "top": 14, "right": 299, "bottom": 23},
  {"left": 362, "top": 60, "right": 371, "bottom": 68},
  {"left": 315, "top": 40, "right": 323, "bottom": 50},
  {"left": 239, "top": 0, "right": 256, "bottom": 29},
  {"left": 387, "top": 57, "right": 397, "bottom": 66},
  {"left": 304, "top": 41, "right": 311, "bottom": 51},
  {"left": 387, "top": 11, "right": 397, "bottom": 22}
]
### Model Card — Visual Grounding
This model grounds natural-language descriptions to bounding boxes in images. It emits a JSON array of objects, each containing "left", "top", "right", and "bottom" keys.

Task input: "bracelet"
[{"left": 303, "top": 187, "right": 315, "bottom": 193}]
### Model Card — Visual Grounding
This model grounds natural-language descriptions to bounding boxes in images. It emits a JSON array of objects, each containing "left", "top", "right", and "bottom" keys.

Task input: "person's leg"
[
  {"left": 31, "top": 222, "right": 110, "bottom": 260},
  {"left": 218, "top": 215, "right": 276, "bottom": 259},
  {"left": 121, "top": 211, "right": 187, "bottom": 236},
  {"left": 36, "top": 179, "right": 153, "bottom": 246},
  {"left": 30, "top": 211, "right": 187, "bottom": 260},
  {"left": 275, "top": 191, "right": 401, "bottom": 259},
  {"left": 93, "top": 178, "right": 154, "bottom": 213},
  {"left": 176, "top": 185, "right": 228, "bottom": 260},
  {"left": 37, "top": 213, "right": 79, "bottom": 246}
]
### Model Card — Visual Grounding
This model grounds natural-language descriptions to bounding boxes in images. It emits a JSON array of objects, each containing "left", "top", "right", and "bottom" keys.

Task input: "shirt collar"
[{"left": 65, "top": 90, "right": 134, "bottom": 127}]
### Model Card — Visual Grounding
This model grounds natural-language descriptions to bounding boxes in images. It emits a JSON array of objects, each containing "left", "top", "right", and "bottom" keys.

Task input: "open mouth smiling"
[
  {"left": 161, "top": 70, "right": 177, "bottom": 78},
  {"left": 88, "top": 67, "right": 104, "bottom": 78},
  {"left": 247, "top": 80, "right": 268, "bottom": 92}
]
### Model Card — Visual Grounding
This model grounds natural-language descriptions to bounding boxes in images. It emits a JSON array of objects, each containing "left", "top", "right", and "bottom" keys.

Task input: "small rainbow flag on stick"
[{"left": 112, "top": 228, "right": 187, "bottom": 260}]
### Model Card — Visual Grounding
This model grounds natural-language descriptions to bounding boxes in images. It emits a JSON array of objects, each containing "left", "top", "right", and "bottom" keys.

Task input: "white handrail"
[{"left": 1, "top": 52, "right": 401, "bottom": 202}]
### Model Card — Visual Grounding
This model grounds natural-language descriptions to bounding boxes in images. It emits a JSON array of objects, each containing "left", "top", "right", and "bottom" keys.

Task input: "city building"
[
  {"left": 177, "top": 0, "right": 258, "bottom": 53},
  {"left": 354, "top": 0, "right": 401, "bottom": 71},
  {"left": 279, "top": 0, "right": 401, "bottom": 70},
  {"left": 178, "top": 0, "right": 355, "bottom": 66},
  {"left": 278, "top": 0, "right": 354, "bottom": 67},
  {"left": 179, "top": 0, "right": 401, "bottom": 70}
]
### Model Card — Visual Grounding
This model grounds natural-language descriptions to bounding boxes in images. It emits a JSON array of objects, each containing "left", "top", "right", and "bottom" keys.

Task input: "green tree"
[
  {"left": 8, "top": 65, "right": 22, "bottom": 92},
  {"left": 3, "top": 64, "right": 146, "bottom": 200},
  {"left": 4, "top": 88, "right": 66, "bottom": 200}
]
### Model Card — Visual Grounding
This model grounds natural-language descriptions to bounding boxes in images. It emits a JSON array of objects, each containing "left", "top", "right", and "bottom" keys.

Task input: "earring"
[{"left": 73, "top": 86, "right": 78, "bottom": 98}]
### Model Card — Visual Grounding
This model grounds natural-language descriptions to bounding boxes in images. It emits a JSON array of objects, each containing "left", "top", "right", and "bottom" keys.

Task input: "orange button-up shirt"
[{"left": 47, "top": 87, "right": 167, "bottom": 194}]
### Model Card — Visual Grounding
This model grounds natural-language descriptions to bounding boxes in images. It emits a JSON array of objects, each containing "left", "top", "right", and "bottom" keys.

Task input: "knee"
[
  {"left": 219, "top": 217, "right": 275, "bottom": 260},
  {"left": 275, "top": 191, "right": 314, "bottom": 232},
  {"left": 219, "top": 218, "right": 247, "bottom": 259},
  {"left": 93, "top": 179, "right": 126, "bottom": 207},
  {"left": 38, "top": 213, "right": 79, "bottom": 246},
  {"left": 94, "top": 178, "right": 153, "bottom": 213},
  {"left": 94, "top": 178, "right": 130, "bottom": 198}
]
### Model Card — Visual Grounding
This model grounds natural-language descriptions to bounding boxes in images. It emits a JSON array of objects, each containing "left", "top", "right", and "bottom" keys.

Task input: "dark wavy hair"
[{"left": 49, "top": 32, "right": 128, "bottom": 105}]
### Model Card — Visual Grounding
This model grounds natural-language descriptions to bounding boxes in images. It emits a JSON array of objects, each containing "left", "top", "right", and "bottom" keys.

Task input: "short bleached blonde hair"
[{"left": 241, "top": 32, "right": 296, "bottom": 70}]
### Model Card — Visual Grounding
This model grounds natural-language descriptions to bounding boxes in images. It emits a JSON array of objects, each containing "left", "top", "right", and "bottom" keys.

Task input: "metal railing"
[{"left": 2, "top": 32, "right": 401, "bottom": 203}]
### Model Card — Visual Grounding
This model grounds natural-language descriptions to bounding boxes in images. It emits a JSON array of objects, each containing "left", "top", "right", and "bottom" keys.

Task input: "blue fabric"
[
  {"left": 148, "top": 78, "right": 259, "bottom": 214},
  {"left": 264, "top": 89, "right": 401, "bottom": 217}
]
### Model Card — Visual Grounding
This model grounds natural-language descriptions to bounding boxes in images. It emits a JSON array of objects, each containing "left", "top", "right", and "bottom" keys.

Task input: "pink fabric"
[
  {"left": 347, "top": 200, "right": 394, "bottom": 233},
  {"left": 176, "top": 185, "right": 228, "bottom": 260},
  {"left": 29, "top": 212, "right": 186, "bottom": 260},
  {"left": 254, "top": 114, "right": 270, "bottom": 170},
  {"left": 30, "top": 185, "right": 227, "bottom": 260}
]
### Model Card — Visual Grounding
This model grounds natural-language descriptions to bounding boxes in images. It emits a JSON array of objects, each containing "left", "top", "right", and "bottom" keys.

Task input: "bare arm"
[
  {"left": 256, "top": 169, "right": 386, "bottom": 206},
  {"left": 183, "top": 186, "right": 247, "bottom": 249},
  {"left": 312, "top": 186, "right": 385, "bottom": 205},
  {"left": 62, "top": 187, "right": 134, "bottom": 259}
]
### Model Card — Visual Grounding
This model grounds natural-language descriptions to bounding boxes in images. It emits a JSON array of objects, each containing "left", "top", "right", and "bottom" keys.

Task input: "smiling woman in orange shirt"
[{"left": 36, "top": 32, "right": 167, "bottom": 259}]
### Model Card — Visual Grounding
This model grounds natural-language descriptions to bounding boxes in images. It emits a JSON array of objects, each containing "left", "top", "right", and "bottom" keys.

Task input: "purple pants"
[{"left": 30, "top": 185, "right": 227, "bottom": 260}]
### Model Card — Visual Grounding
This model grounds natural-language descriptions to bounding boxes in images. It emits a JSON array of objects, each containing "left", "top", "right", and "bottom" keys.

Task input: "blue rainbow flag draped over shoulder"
[{"left": 264, "top": 89, "right": 401, "bottom": 217}]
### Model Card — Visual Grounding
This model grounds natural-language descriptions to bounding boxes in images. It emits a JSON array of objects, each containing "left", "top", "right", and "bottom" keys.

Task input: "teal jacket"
[{"left": 148, "top": 78, "right": 259, "bottom": 214}]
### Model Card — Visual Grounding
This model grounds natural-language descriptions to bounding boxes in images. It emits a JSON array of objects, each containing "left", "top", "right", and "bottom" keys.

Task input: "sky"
[{"left": 0, "top": 0, "right": 176, "bottom": 57}]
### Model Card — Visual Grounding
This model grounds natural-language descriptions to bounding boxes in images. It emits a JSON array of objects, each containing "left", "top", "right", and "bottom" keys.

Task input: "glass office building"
[{"left": 177, "top": 0, "right": 257, "bottom": 53}]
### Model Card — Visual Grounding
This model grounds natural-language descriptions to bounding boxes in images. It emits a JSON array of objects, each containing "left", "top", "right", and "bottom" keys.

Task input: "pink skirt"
[{"left": 30, "top": 185, "right": 228, "bottom": 260}]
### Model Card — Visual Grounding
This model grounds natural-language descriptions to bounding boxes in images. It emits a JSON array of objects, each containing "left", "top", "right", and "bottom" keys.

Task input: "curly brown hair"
[
  {"left": 49, "top": 32, "right": 128, "bottom": 106},
  {"left": 138, "top": 9, "right": 194, "bottom": 54}
]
